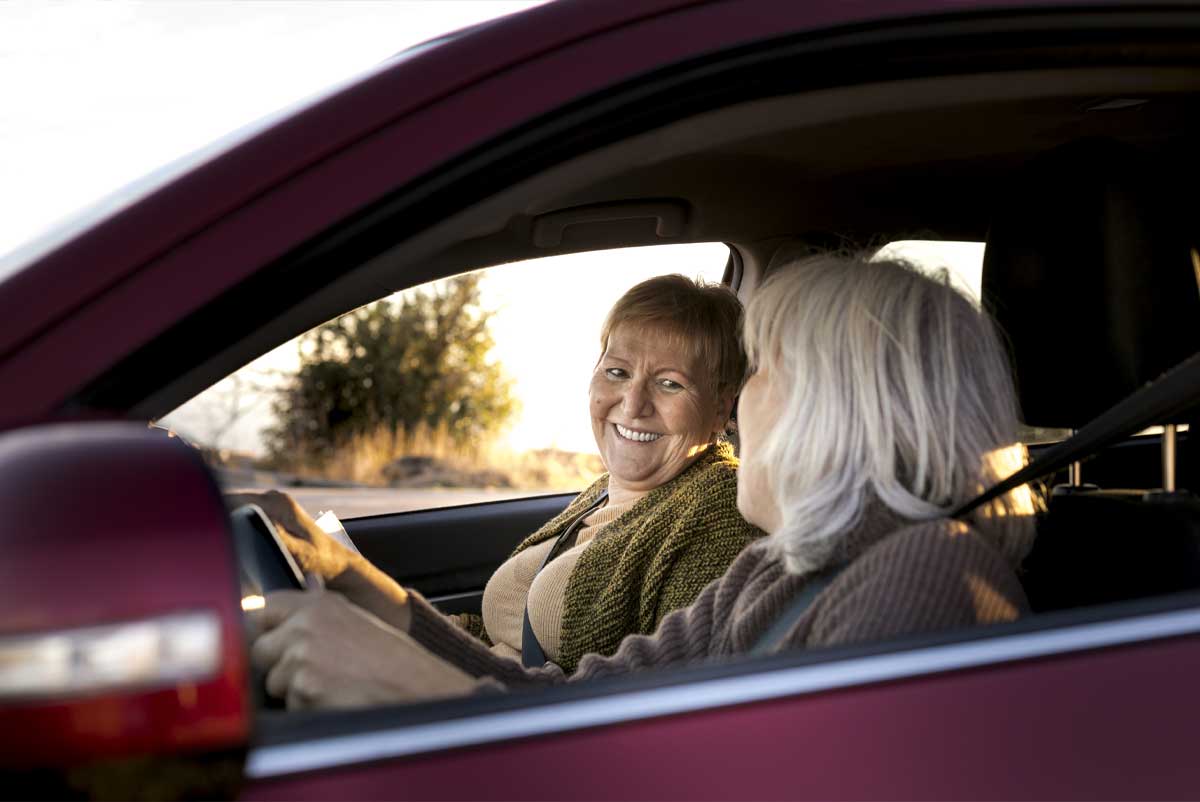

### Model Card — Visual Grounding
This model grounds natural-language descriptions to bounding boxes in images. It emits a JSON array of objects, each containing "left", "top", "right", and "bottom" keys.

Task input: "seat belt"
[
  {"left": 754, "top": 350, "right": 1200, "bottom": 658},
  {"left": 521, "top": 489, "right": 609, "bottom": 668},
  {"left": 954, "top": 349, "right": 1200, "bottom": 518},
  {"left": 750, "top": 567, "right": 844, "bottom": 656}
]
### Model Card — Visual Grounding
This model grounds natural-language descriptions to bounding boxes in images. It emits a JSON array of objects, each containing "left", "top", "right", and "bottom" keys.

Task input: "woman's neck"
[{"left": 605, "top": 483, "right": 651, "bottom": 507}]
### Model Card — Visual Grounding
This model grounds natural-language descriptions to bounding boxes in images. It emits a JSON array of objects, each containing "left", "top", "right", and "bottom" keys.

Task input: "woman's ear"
[{"left": 713, "top": 391, "right": 736, "bottom": 435}]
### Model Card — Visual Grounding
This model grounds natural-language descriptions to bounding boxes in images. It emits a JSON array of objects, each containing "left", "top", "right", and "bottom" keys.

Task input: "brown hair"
[{"left": 600, "top": 274, "right": 747, "bottom": 398}]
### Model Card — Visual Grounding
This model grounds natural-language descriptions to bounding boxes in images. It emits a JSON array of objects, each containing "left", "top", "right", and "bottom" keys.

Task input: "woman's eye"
[
  {"left": 659, "top": 379, "right": 685, "bottom": 392},
  {"left": 605, "top": 367, "right": 628, "bottom": 379}
]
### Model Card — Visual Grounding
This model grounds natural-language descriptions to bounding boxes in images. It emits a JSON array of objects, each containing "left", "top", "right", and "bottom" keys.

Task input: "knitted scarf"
[{"left": 461, "top": 441, "right": 762, "bottom": 672}]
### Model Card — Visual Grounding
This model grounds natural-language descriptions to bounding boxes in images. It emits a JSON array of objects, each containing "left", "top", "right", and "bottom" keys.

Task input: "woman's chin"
[
  {"left": 606, "top": 463, "right": 660, "bottom": 489},
  {"left": 607, "top": 455, "right": 697, "bottom": 492}
]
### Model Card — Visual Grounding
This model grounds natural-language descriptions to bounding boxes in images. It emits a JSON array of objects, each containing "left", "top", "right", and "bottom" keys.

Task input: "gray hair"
[{"left": 743, "top": 253, "right": 1038, "bottom": 575}]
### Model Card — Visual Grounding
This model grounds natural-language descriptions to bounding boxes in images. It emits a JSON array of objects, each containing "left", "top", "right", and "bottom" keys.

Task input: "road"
[
  {"left": 280, "top": 486, "right": 537, "bottom": 518},
  {"left": 217, "top": 465, "right": 566, "bottom": 518},
  {"left": 219, "top": 477, "right": 542, "bottom": 519}
]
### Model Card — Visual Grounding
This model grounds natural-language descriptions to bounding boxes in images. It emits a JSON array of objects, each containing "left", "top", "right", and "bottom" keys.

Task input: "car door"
[
  {"left": 244, "top": 597, "right": 1200, "bottom": 799},
  {"left": 349, "top": 495, "right": 574, "bottom": 615}
]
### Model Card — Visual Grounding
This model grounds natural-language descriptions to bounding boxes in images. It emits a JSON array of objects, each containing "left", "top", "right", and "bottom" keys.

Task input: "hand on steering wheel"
[
  {"left": 225, "top": 490, "right": 413, "bottom": 633},
  {"left": 225, "top": 490, "right": 356, "bottom": 581}
]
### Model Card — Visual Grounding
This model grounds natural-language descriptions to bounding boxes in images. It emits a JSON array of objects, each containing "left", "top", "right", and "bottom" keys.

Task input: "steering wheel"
[
  {"left": 229, "top": 504, "right": 307, "bottom": 709},
  {"left": 230, "top": 504, "right": 307, "bottom": 597}
]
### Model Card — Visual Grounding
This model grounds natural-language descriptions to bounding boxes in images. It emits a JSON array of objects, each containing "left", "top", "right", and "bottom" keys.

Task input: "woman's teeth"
[{"left": 615, "top": 423, "right": 663, "bottom": 443}]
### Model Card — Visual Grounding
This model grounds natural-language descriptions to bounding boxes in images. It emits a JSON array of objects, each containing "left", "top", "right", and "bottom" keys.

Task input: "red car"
[{"left": 3, "top": 0, "right": 1200, "bottom": 798}]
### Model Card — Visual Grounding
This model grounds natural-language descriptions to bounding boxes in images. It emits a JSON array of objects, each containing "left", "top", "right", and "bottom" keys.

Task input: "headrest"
[{"left": 982, "top": 139, "right": 1200, "bottom": 429}]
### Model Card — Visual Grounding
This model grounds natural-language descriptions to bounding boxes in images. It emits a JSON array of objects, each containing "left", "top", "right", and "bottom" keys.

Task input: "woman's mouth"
[{"left": 614, "top": 423, "right": 663, "bottom": 443}]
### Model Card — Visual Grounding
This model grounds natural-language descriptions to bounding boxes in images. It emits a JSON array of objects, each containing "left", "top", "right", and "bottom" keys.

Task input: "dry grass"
[{"left": 277, "top": 422, "right": 604, "bottom": 491}]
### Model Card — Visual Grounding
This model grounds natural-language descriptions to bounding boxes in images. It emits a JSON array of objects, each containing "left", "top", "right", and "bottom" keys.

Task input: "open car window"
[{"left": 161, "top": 244, "right": 728, "bottom": 517}]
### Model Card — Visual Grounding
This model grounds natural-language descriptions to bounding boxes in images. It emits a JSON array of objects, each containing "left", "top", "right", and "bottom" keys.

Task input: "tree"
[{"left": 265, "top": 274, "right": 517, "bottom": 463}]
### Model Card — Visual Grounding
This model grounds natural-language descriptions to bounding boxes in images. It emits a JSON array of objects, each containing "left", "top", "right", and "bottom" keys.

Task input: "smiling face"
[{"left": 589, "top": 323, "right": 732, "bottom": 503}]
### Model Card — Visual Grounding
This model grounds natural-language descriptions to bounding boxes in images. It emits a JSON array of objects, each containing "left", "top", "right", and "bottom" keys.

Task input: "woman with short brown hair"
[{"left": 236, "top": 273, "right": 761, "bottom": 701}]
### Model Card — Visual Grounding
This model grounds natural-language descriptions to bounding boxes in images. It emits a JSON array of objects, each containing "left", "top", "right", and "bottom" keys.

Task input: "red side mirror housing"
[{"left": 0, "top": 423, "right": 250, "bottom": 796}]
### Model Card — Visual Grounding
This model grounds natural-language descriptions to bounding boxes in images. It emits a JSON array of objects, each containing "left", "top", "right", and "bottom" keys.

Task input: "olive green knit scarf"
[{"left": 462, "top": 442, "right": 762, "bottom": 672}]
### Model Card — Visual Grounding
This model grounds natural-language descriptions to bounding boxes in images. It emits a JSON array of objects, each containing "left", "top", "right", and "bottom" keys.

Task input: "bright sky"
[
  {"left": 0, "top": 0, "right": 544, "bottom": 259},
  {"left": 3, "top": 1, "right": 985, "bottom": 459}
]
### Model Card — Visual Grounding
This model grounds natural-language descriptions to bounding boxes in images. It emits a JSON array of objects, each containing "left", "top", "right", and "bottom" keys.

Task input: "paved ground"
[
  {"left": 278, "top": 486, "right": 535, "bottom": 519},
  {"left": 217, "top": 465, "right": 555, "bottom": 518},
  {"left": 219, "top": 478, "right": 536, "bottom": 518}
]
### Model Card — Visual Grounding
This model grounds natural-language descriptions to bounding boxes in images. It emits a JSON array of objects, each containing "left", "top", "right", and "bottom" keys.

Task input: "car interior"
[{"left": 63, "top": 17, "right": 1200, "bottom": 740}]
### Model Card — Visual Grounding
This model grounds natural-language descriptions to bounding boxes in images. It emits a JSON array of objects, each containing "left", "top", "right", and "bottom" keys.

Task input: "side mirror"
[{"left": 0, "top": 422, "right": 250, "bottom": 799}]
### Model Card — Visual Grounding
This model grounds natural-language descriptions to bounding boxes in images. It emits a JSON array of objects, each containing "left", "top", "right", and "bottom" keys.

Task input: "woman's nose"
[{"left": 621, "top": 382, "right": 654, "bottom": 418}]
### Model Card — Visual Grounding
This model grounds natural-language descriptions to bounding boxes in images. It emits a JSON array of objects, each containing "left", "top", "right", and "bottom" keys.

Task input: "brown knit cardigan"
[
  {"left": 455, "top": 441, "right": 762, "bottom": 673},
  {"left": 407, "top": 507, "right": 1030, "bottom": 688}
]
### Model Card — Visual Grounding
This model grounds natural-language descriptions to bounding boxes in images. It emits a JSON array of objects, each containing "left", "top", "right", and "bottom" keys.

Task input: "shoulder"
[
  {"left": 692, "top": 441, "right": 740, "bottom": 483},
  {"left": 809, "top": 519, "right": 1028, "bottom": 647},
  {"left": 856, "top": 519, "right": 1023, "bottom": 587},
  {"left": 852, "top": 519, "right": 1028, "bottom": 605},
  {"left": 661, "top": 444, "right": 743, "bottom": 512},
  {"left": 658, "top": 461, "right": 761, "bottom": 544},
  {"left": 719, "top": 538, "right": 781, "bottom": 586},
  {"left": 651, "top": 448, "right": 763, "bottom": 547}
]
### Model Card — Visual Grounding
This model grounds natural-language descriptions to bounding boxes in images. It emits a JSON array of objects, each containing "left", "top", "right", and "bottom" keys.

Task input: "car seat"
[{"left": 982, "top": 138, "right": 1200, "bottom": 612}]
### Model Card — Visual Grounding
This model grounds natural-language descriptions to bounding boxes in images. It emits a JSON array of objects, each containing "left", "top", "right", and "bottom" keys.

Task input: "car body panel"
[{"left": 245, "top": 622, "right": 1200, "bottom": 799}]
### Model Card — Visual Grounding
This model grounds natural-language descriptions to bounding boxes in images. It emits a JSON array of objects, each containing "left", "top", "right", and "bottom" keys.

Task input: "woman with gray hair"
[{"left": 249, "top": 253, "right": 1038, "bottom": 702}]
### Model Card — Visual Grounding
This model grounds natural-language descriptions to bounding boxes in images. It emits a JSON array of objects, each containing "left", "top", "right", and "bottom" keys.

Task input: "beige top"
[{"left": 483, "top": 500, "right": 633, "bottom": 663}]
